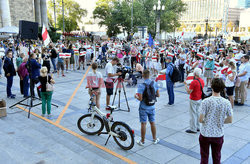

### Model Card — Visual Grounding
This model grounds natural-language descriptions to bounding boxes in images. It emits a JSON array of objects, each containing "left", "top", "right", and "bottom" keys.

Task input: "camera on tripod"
[{"left": 116, "top": 66, "right": 131, "bottom": 79}]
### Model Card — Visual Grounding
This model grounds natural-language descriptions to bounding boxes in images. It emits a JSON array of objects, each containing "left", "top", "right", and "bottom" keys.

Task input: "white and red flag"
[{"left": 42, "top": 24, "right": 51, "bottom": 47}]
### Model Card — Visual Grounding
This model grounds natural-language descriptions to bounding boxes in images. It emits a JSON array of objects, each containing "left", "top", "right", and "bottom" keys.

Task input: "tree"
[
  {"left": 195, "top": 25, "right": 201, "bottom": 33},
  {"left": 93, "top": 0, "right": 186, "bottom": 37},
  {"left": 47, "top": 0, "right": 87, "bottom": 32}
]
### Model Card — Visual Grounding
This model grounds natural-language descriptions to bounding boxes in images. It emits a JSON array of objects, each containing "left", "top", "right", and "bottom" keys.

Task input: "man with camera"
[
  {"left": 26, "top": 53, "right": 41, "bottom": 97},
  {"left": 104, "top": 57, "right": 121, "bottom": 110}
]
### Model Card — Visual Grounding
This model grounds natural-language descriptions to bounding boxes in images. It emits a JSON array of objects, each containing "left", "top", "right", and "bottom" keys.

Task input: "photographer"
[
  {"left": 26, "top": 53, "right": 41, "bottom": 97},
  {"left": 104, "top": 57, "right": 121, "bottom": 110}
]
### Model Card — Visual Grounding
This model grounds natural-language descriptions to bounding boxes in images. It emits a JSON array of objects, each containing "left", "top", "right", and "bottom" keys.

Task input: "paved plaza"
[{"left": 0, "top": 67, "right": 250, "bottom": 164}]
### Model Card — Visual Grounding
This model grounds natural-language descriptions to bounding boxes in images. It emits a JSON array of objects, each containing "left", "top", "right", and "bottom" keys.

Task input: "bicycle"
[{"left": 77, "top": 94, "right": 135, "bottom": 150}]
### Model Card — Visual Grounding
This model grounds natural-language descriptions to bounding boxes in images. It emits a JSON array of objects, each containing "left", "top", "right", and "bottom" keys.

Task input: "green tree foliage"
[
  {"left": 93, "top": 0, "right": 186, "bottom": 37},
  {"left": 47, "top": 0, "right": 87, "bottom": 32}
]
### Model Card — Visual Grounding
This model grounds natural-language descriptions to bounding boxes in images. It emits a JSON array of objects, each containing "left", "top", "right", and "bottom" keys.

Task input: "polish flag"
[{"left": 42, "top": 24, "right": 51, "bottom": 47}]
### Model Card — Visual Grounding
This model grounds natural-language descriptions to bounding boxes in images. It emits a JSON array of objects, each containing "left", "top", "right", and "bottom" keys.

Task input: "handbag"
[
  {"left": 196, "top": 79, "right": 209, "bottom": 100},
  {"left": 46, "top": 75, "right": 54, "bottom": 92}
]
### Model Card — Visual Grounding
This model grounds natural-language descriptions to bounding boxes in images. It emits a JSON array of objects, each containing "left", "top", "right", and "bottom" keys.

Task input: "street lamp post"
[
  {"left": 53, "top": 0, "right": 56, "bottom": 28},
  {"left": 153, "top": 0, "right": 165, "bottom": 44},
  {"left": 131, "top": 0, "right": 133, "bottom": 34},
  {"left": 62, "top": 0, "right": 65, "bottom": 33},
  {"left": 205, "top": 17, "right": 208, "bottom": 40}
]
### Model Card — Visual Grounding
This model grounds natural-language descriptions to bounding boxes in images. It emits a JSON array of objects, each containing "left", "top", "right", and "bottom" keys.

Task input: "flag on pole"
[
  {"left": 42, "top": 24, "right": 51, "bottom": 47},
  {"left": 148, "top": 33, "right": 154, "bottom": 47}
]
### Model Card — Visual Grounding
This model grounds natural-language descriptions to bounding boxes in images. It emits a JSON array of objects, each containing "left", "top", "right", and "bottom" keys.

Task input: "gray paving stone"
[
  {"left": 164, "top": 132, "right": 200, "bottom": 149},
  {"left": 136, "top": 144, "right": 181, "bottom": 164},
  {"left": 168, "top": 154, "right": 200, "bottom": 164},
  {"left": 241, "top": 157, "right": 250, "bottom": 164}
]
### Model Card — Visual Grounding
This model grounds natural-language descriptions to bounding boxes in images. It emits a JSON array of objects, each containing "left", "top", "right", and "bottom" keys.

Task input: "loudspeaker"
[
  {"left": 19, "top": 20, "right": 38, "bottom": 40},
  {"left": 233, "top": 36, "right": 240, "bottom": 43}
]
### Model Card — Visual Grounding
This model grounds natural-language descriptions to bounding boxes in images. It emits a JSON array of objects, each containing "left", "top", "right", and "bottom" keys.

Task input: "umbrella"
[{"left": 0, "top": 26, "right": 19, "bottom": 34}]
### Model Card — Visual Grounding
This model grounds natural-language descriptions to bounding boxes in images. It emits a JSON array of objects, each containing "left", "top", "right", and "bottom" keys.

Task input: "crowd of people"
[{"left": 0, "top": 35, "right": 249, "bottom": 163}]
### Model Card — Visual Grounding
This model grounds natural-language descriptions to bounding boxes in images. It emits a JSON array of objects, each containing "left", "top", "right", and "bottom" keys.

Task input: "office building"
[{"left": 0, "top": 0, "right": 48, "bottom": 28}]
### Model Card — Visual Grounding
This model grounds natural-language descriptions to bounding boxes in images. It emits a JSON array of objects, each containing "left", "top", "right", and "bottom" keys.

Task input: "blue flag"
[{"left": 148, "top": 33, "right": 154, "bottom": 47}]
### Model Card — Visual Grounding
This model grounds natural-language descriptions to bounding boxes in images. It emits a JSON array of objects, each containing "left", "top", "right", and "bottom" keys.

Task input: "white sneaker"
[
  {"left": 153, "top": 138, "right": 160, "bottom": 144},
  {"left": 136, "top": 140, "right": 145, "bottom": 146},
  {"left": 47, "top": 114, "right": 52, "bottom": 119},
  {"left": 41, "top": 114, "right": 45, "bottom": 117}
]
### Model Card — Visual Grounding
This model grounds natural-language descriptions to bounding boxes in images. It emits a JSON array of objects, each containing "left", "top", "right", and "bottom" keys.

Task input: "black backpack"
[
  {"left": 169, "top": 64, "right": 181, "bottom": 83},
  {"left": 143, "top": 81, "right": 156, "bottom": 106}
]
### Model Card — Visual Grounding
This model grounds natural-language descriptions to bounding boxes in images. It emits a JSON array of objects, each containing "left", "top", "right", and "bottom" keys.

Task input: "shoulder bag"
[
  {"left": 196, "top": 79, "right": 209, "bottom": 100},
  {"left": 46, "top": 76, "right": 54, "bottom": 92}
]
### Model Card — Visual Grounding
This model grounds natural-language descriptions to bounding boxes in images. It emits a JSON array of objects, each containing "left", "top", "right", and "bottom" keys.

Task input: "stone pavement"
[{"left": 0, "top": 67, "right": 250, "bottom": 164}]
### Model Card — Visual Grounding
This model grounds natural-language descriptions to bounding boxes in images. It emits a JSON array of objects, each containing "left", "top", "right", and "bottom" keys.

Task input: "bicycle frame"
[{"left": 88, "top": 95, "right": 119, "bottom": 138}]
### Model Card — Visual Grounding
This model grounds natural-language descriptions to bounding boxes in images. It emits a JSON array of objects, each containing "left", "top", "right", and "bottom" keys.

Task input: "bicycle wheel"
[
  {"left": 111, "top": 121, "right": 134, "bottom": 150},
  {"left": 77, "top": 114, "right": 104, "bottom": 135}
]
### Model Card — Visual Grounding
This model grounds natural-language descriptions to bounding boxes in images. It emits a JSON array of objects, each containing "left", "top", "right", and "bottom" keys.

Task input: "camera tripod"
[
  {"left": 10, "top": 40, "right": 58, "bottom": 118},
  {"left": 112, "top": 77, "right": 130, "bottom": 112}
]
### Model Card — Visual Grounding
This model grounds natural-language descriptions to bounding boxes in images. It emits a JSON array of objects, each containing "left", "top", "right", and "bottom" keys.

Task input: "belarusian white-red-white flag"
[{"left": 42, "top": 24, "right": 51, "bottom": 47}]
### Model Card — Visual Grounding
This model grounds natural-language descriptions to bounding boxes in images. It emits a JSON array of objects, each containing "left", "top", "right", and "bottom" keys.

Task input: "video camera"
[{"left": 116, "top": 66, "right": 132, "bottom": 79}]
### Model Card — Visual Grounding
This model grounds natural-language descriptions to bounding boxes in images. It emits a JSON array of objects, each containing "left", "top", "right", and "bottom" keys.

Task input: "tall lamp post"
[
  {"left": 131, "top": 0, "right": 134, "bottom": 35},
  {"left": 153, "top": 0, "right": 165, "bottom": 44},
  {"left": 205, "top": 17, "right": 208, "bottom": 40},
  {"left": 53, "top": 0, "right": 56, "bottom": 28},
  {"left": 62, "top": 0, "right": 65, "bottom": 33}
]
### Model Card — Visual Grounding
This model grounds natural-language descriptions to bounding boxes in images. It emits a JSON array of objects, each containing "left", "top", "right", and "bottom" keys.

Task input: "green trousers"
[{"left": 41, "top": 91, "right": 53, "bottom": 115}]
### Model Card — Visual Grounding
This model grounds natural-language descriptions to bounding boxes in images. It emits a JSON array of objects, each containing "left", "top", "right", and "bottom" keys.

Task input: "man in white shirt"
[
  {"left": 235, "top": 55, "right": 250, "bottom": 106},
  {"left": 104, "top": 57, "right": 122, "bottom": 110},
  {"left": 179, "top": 50, "right": 186, "bottom": 82}
]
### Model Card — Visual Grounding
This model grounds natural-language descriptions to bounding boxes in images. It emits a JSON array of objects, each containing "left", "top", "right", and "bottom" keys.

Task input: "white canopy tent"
[{"left": 0, "top": 26, "right": 19, "bottom": 34}]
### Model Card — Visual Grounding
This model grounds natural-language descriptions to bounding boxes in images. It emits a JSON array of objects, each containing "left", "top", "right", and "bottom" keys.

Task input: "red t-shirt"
[{"left": 189, "top": 78, "right": 204, "bottom": 100}]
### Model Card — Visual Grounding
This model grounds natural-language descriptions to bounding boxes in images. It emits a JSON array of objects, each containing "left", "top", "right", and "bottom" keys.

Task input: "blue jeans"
[
  {"left": 141, "top": 59, "right": 146, "bottom": 69},
  {"left": 166, "top": 80, "right": 174, "bottom": 105},
  {"left": 179, "top": 65, "right": 185, "bottom": 82},
  {"left": 6, "top": 76, "right": 13, "bottom": 97},
  {"left": 51, "top": 58, "right": 57, "bottom": 71},
  {"left": 23, "top": 75, "right": 30, "bottom": 97}
]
